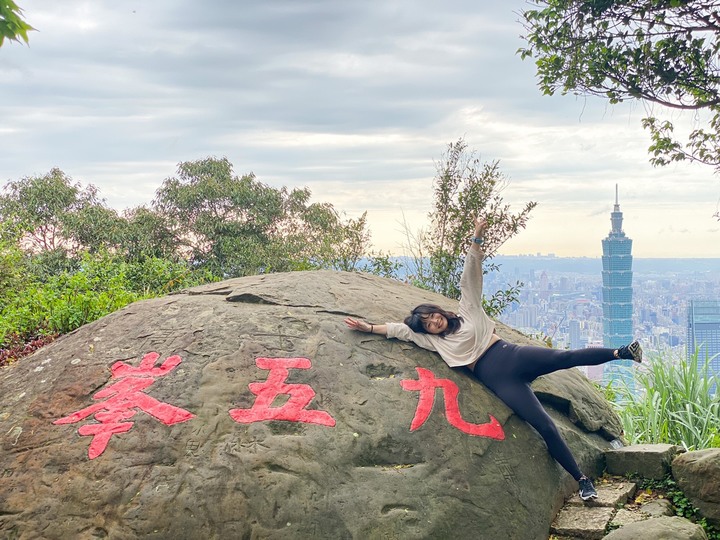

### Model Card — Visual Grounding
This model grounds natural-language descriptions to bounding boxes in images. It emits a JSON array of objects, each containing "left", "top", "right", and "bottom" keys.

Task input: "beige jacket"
[{"left": 385, "top": 249, "right": 496, "bottom": 368}]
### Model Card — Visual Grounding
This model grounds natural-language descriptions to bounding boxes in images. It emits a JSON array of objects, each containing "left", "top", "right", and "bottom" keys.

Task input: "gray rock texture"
[
  {"left": 673, "top": 448, "right": 720, "bottom": 526},
  {"left": 640, "top": 497, "right": 675, "bottom": 517},
  {"left": 0, "top": 270, "right": 623, "bottom": 540},
  {"left": 605, "top": 443, "right": 683, "bottom": 479},
  {"left": 551, "top": 505, "right": 616, "bottom": 539},
  {"left": 602, "top": 515, "right": 709, "bottom": 540}
]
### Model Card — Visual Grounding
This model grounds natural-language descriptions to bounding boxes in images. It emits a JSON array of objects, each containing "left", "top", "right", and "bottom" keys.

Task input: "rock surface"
[
  {"left": 602, "top": 516, "right": 709, "bottom": 540},
  {"left": 0, "top": 270, "right": 623, "bottom": 539},
  {"left": 673, "top": 448, "right": 720, "bottom": 526},
  {"left": 640, "top": 498, "right": 675, "bottom": 517},
  {"left": 605, "top": 443, "right": 684, "bottom": 480}
]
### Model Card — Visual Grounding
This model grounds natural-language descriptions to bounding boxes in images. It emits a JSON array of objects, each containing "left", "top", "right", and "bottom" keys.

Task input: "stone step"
[
  {"left": 565, "top": 480, "right": 636, "bottom": 508},
  {"left": 550, "top": 505, "right": 616, "bottom": 540},
  {"left": 550, "top": 480, "right": 638, "bottom": 540}
]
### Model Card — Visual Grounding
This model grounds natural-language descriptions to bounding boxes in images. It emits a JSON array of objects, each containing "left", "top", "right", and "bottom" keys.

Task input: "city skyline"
[
  {"left": 492, "top": 259, "right": 720, "bottom": 357},
  {"left": 2, "top": 1, "right": 719, "bottom": 258}
]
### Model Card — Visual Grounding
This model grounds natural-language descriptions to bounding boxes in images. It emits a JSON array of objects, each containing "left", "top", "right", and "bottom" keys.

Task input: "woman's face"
[{"left": 422, "top": 312, "right": 448, "bottom": 334}]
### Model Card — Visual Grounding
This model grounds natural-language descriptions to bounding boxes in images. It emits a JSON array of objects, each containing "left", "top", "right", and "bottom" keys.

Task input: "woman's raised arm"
[
  {"left": 469, "top": 216, "right": 488, "bottom": 255},
  {"left": 459, "top": 216, "right": 489, "bottom": 310}
]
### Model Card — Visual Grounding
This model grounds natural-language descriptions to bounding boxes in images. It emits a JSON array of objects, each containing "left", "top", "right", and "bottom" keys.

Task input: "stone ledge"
[
  {"left": 606, "top": 444, "right": 684, "bottom": 479},
  {"left": 551, "top": 506, "right": 616, "bottom": 540}
]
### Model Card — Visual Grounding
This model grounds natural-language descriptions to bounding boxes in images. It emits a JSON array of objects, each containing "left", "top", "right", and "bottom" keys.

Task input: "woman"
[{"left": 344, "top": 217, "right": 642, "bottom": 501}]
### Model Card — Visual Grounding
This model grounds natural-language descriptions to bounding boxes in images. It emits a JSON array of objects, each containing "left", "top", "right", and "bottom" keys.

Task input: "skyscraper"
[
  {"left": 569, "top": 319, "right": 582, "bottom": 350},
  {"left": 601, "top": 186, "right": 634, "bottom": 387},
  {"left": 687, "top": 300, "right": 720, "bottom": 385}
]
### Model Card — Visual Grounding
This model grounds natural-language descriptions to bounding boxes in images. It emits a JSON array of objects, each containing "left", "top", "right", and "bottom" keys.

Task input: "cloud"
[{"left": 1, "top": 0, "right": 718, "bottom": 258}]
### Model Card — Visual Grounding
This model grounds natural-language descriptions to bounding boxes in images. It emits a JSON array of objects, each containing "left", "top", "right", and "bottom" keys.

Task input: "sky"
[{"left": 2, "top": 1, "right": 719, "bottom": 258}]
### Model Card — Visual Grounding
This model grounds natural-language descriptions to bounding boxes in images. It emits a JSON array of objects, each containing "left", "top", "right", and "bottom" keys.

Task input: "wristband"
[
  {"left": 472, "top": 236, "right": 484, "bottom": 245},
  {"left": 369, "top": 325, "right": 374, "bottom": 333}
]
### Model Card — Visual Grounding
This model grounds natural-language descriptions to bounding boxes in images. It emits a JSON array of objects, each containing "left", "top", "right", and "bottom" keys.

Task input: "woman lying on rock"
[{"left": 344, "top": 216, "right": 642, "bottom": 501}]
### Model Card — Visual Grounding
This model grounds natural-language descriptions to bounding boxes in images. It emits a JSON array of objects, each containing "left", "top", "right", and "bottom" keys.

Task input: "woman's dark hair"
[{"left": 404, "top": 303, "right": 463, "bottom": 336}]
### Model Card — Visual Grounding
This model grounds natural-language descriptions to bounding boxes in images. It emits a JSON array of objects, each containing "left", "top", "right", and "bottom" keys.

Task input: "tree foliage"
[
  {"left": 0, "top": 160, "right": 382, "bottom": 363},
  {"left": 520, "top": 0, "right": 720, "bottom": 110},
  {"left": 404, "top": 139, "right": 537, "bottom": 316},
  {"left": 119, "top": 206, "right": 180, "bottom": 262},
  {"left": 1, "top": 151, "right": 533, "bottom": 362},
  {"left": 152, "top": 157, "right": 373, "bottom": 276},
  {"left": 0, "top": 168, "right": 122, "bottom": 254},
  {"left": 520, "top": 0, "right": 720, "bottom": 209},
  {"left": 0, "top": 0, "right": 34, "bottom": 46},
  {"left": 0, "top": 236, "right": 25, "bottom": 304}
]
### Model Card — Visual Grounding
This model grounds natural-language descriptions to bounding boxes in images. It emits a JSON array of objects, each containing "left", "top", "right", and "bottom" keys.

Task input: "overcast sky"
[{"left": 2, "top": 1, "right": 719, "bottom": 257}]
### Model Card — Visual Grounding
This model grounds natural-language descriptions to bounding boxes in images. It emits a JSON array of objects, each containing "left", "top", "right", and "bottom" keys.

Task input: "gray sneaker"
[
  {"left": 617, "top": 340, "right": 643, "bottom": 363},
  {"left": 578, "top": 477, "right": 598, "bottom": 501}
]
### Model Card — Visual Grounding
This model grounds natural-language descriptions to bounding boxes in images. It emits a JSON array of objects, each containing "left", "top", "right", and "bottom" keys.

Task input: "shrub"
[{"left": 0, "top": 250, "right": 217, "bottom": 354}]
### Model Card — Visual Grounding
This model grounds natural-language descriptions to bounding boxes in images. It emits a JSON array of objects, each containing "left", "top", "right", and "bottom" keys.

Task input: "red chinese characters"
[
  {"left": 54, "top": 354, "right": 502, "bottom": 460},
  {"left": 400, "top": 367, "right": 504, "bottom": 439},
  {"left": 53, "top": 352, "right": 195, "bottom": 459},
  {"left": 229, "top": 357, "right": 335, "bottom": 427}
]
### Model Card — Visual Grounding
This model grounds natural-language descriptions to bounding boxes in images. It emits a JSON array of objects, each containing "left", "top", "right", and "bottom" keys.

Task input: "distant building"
[
  {"left": 569, "top": 319, "right": 582, "bottom": 350},
  {"left": 687, "top": 300, "right": 720, "bottom": 386},
  {"left": 601, "top": 186, "right": 634, "bottom": 388}
]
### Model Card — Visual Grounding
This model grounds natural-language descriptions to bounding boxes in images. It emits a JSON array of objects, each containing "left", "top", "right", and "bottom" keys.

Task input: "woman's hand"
[
  {"left": 344, "top": 317, "right": 373, "bottom": 333},
  {"left": 469, "top": 216, "right": 489, "bottom": 254},
  {"left": 474, "top": 216, "right": 488, "bottom": 235}
]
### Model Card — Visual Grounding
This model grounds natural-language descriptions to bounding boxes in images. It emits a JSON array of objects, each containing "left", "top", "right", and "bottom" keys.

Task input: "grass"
[{"left": 613, "top": 348, "right": 720, "bottom": 451}]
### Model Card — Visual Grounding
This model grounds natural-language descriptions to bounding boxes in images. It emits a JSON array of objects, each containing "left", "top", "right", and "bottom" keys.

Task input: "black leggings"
[{"left": 472, "top": 340, "right": 617, "bottom": 481}]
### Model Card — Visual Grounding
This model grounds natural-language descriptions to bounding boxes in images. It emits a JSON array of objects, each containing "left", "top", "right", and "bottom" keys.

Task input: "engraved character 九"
[{"left": 400, "top": 367, "right": 504, "bottom": 439}]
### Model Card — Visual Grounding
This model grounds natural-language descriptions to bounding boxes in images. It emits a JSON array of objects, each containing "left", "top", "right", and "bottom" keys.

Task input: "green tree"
[
  {"left": 0, "top": 168, "right": 122, "bottom": 255},
  {"left": 0, "top": 236, "right": 26, "bottom": 304},
  {"left": 520, "top": 0, "right": 720, "bottom": 213},
  {"left": 0, "top": 0, "right": 34, "bottom": 46},
  {"left": 403, "top": 139, "right": 537, "bottom": 316},
  {"left": 152, "top": 156, "right": 373, "bottom": 277},
  {"left": 118, "top": 206, "right": 180, "bottom": 262}
]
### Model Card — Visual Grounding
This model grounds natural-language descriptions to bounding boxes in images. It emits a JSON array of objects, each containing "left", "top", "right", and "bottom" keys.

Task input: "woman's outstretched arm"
[
  {"left": 344, "top": 317, "right": 387, "bottom": 335},
  {"left": 345, "top": 317, "right": 439, "bottom": 352}
]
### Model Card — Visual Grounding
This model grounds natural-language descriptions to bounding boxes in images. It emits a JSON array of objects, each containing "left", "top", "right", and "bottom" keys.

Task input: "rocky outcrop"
[
  {"left": 602, "top": 516, "right": 708, "bottom": 540},
  {"left": 0, "top": 270, "right": 622, "bottom": 540},
  {"left": 673, "top": 448, "right": 720, "bottom": 527}
]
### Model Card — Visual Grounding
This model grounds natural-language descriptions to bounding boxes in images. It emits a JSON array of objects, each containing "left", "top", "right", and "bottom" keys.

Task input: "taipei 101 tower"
[{"left": 601, "top": 186, "right": 634, "bottom": 385}]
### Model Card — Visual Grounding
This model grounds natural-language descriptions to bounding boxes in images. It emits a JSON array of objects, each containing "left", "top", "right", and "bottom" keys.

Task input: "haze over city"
[{"left": 2, "top": 1, "right": 719, "bottom": 257}]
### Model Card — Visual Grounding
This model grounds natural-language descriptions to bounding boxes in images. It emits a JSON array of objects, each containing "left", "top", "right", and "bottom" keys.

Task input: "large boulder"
[
  {"left": 673, "top": 448, "right": 720, "bottom": 526},
  {"left": 0, "top": 270, "right": 622, "bottom": 539}
]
